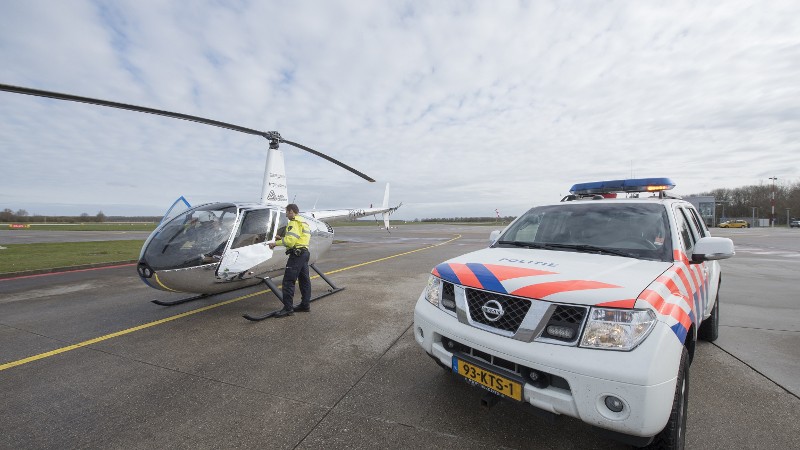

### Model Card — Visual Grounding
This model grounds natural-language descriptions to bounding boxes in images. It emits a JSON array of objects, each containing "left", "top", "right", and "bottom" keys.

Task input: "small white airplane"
[{"left": 0, "top": 83, "right": 401, "bottom": 319}]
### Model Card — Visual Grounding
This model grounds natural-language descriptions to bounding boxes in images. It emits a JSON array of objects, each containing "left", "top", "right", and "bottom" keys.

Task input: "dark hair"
[{"left": 286, "top": 203, "right": 300, "bottom": 214}]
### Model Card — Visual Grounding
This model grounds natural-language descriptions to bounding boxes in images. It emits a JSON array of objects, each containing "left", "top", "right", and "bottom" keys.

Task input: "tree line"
[
  {"left": 0, "top": 209, "right": 161, "bottom": 223},
  {"left": 418, "top": 216, "right": 517, "bottom": 223},
  {"left": 3, "top": 180, "right": 799, "bottom": 225}
]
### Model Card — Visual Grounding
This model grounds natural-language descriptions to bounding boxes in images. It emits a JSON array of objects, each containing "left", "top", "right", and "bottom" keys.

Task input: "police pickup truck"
[{"left": 413, "top": 178, "right": 734, "bottom": 449}]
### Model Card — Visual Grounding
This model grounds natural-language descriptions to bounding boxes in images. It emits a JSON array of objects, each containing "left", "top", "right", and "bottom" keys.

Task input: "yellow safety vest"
[{"left": 275, "top": 216, "right": 310, "bottom": 249}]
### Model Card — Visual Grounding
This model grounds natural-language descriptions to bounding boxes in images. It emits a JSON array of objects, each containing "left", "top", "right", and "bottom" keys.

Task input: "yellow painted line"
[
  {"left": 325, "top": 234, "right": 461, "bottom": 274},
  {"left": 0, "top": 234, "right": 461, "bottom": 372}
]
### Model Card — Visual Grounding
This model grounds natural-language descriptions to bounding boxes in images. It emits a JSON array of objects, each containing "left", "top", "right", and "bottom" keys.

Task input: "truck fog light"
[
  {"left": 604, "top": 395, "right": 624, "bottom": 413},
  {"left": 445, "top": 339, "right": 455, "bottom": 350},
  {"left": 546, "top": 325, "right": 575, "bottom": 340},
  {"left": 528, "top": 370, "right": 540, "bottom": 383}
]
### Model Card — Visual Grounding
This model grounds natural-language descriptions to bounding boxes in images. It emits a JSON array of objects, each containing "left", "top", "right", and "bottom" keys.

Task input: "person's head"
[{"left": 286, "top": 203, "right": 299, "bottom": 219}]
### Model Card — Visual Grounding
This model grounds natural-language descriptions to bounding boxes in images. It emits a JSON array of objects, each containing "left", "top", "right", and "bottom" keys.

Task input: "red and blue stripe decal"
[
  {"left": 433, "top": 263, "right": 556, "bottom": 294},
  {"left": 432, "top": 263, "right": 620, "bottom": 300},
  {"left": 637, "top": 250, "right": 709, "bottom": 343}
]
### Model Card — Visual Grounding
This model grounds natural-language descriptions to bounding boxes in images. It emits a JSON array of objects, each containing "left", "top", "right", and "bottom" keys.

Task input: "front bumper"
[{"left": 413, "top": 295, "right": 683, "bottom": 438}]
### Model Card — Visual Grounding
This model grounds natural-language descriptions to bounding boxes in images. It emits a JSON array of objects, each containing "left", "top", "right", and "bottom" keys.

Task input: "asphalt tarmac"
[
  {"left": 0, "top": 224, "right": 798, "bottom": 449},
  {"left": 0, "top": 229, "right": 153, "bottom": 244}
]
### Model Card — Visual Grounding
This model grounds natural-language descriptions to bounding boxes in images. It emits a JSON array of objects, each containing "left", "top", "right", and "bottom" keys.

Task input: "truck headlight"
[
  {"left": 424, "top": 275, "right": 442, "bottom": 307},
  {"left": 579, "top": 308, "right": 656, "bottom": 351}
]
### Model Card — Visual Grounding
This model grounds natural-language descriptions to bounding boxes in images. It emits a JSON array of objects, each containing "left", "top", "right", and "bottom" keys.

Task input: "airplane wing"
[
  {"left": 302, "top": 183, "right": 401, "bottom": 228},
  {"left": 305, "top": 204, "right": 401, "bottom": 222}
]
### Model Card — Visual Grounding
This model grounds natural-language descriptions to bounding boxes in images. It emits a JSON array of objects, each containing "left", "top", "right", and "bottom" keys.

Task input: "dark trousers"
[{"left": 282, "top": 250, "right": 311, "bottom": 310}]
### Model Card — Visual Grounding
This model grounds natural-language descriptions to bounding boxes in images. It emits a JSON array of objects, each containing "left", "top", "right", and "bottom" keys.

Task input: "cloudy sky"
[{"left": 1, "top": 1, "right": 799, "bottom": 219}]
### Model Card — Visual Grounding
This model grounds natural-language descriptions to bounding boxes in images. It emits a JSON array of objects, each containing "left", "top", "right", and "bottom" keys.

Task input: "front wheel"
[
  {"left": 698, "top": 292, "right": 720, "bottom": 342},
  {"left": 646, "top": 347, "right": 689, "bottom": 449}
]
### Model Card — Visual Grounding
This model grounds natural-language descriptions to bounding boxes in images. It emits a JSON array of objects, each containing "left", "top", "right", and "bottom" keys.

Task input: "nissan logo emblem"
[{"left": 481, "top": 300, "right": 504, "bottom": 322}]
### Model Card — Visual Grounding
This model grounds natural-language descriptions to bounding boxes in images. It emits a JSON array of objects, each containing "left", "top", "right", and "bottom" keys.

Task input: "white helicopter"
[{"left": 1, "top": 84, "right": 401, "bottom": 319}]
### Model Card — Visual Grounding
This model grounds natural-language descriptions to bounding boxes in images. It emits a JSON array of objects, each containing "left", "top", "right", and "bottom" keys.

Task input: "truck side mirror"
[{"left": 691, "top": 237, "right": 735, "bottom": 263}]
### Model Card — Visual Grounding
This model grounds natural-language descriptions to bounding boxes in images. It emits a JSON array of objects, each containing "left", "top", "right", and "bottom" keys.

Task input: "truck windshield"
[{"left": 497, "top": 203, "right": 672, "bottom": 262}]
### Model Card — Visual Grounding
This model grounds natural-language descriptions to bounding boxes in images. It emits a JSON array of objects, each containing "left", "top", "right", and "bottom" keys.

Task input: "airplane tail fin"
[{"left": 381, "top": 183, "right": 391, "bottom": 231}]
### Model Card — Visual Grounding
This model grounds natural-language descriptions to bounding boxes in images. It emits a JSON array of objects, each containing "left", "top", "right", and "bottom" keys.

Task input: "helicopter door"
[{"left": 216, "top": 209, "right": 277, "bottom": 281}]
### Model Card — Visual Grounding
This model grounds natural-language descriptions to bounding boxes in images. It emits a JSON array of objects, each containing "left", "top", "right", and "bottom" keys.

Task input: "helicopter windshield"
[{"left": 142, "top": 204, "right": 237, "bottom": 270}]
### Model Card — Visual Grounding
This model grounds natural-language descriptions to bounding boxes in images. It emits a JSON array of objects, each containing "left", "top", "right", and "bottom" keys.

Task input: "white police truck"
[{"left": 413, "top": 178, "right": 734, "bottom": 448}]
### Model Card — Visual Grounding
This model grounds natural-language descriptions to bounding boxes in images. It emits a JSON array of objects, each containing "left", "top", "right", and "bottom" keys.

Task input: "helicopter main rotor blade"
[
  {"left": 0, "top": 83, "right": 267, "bottom": 138},
  {"left": 0, "top": 83, "right": 376, "bottom": 182},
  {"left": 280, "top": 138, "right": 375, "bottom": 182}
]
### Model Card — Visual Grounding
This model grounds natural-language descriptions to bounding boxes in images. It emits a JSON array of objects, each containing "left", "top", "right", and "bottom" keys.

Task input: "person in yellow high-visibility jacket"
[{"left": 269, "top": 204, "right": 311, "bottom": 317}]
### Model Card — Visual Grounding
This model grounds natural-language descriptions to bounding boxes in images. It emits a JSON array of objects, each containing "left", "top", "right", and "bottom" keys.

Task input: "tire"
[
  {"left": 698, "top": 292, "right": 720, "bottom": 342},
  {"left": 646, "top": 347, "right": 689, "bottom": 450}
]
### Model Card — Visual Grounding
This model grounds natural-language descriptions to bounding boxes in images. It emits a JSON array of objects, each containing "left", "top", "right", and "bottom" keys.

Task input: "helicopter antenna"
[{"left": 0, "top": 83, "right": 376, "bottom": 182}]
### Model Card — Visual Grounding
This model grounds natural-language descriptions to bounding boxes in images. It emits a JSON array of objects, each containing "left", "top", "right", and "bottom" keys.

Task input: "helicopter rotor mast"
[
  {"left": 0, "top": 83, "right": 377, "bottom": 191},
  {"left": 260, "top": 133, "right": 289, "bottom": 206}
]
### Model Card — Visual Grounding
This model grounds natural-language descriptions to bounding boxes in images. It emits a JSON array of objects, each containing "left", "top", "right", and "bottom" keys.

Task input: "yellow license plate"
[{"left": 454, "top": 357, "right": 523, "bottom": 401}]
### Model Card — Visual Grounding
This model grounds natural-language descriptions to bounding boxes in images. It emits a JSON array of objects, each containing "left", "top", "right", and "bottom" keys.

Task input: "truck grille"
[
  {"left": 466, "top": 288, "right": 531, "bottom": 333},
  {"left": 541, "top": 305, "right": 587, "bottom": 343}
]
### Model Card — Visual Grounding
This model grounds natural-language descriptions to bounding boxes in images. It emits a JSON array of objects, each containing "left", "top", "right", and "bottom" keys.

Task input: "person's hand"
[{"left": 268, "top": 242, "right": 276, "bottom": 249}]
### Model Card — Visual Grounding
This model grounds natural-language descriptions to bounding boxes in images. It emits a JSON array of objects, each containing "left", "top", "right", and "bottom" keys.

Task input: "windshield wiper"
[
  {"left": 497, "top": 240, "right": 635, "bottom": 258},
  {"left": 496, "top": 240, "right": 560, "bottom": 250},
  {"left": 544, "top": 243, "right": 635, "bottom": 258}
]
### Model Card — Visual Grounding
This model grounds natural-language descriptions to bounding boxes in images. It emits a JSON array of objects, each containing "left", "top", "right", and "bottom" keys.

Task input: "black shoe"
[
  {"left": 274, "top": 309, "right": 294, "bottom": 318},
  {"left": 293, "top": 304, "right": 311, "bottom": 312}
]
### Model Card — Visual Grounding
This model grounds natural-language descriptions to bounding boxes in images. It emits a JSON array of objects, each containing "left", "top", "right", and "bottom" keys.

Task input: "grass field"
[
  {"left": 0, "top": 240, "right": 144, "bottom": 274},
  {"left": 0, "top": 221, "right": 504, "bottom": 275}
]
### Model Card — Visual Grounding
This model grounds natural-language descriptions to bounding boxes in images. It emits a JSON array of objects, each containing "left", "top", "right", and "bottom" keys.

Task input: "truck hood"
[{"left": 432, "top": 247, "right": 672, "bottom": 307}]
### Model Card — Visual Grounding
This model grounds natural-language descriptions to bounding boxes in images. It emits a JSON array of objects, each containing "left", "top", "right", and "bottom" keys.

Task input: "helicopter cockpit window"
[
  {"left": 231, "top": 209, "right": 273, "bottom": 249},
  {"left": 141, "top": 204, "right": 236, "bottom": 270}
]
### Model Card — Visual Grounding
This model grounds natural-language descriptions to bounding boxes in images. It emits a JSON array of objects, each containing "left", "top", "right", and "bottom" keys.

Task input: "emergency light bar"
[{"left": 569, "top": 177, "right": 676, "bottom": 195}]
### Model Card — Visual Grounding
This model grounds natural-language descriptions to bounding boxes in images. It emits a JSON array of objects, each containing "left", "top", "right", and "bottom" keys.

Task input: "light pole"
[
  {"left": 751, "top": 206, "right": 757, "bottom": 228},
  {"left": 715, "top": 202, "right": 728, "bottom": 226},
  {"left": 787, "top": 208, "right": 791, "bottom": 228},
  {"left": 769, "top": 176, "right": 777, "bottom": 227}
]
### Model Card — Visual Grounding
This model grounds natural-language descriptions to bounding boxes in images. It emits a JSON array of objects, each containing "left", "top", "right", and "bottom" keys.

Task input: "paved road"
[
  {"left": 0, "top": 225, "right": 797, "bottom": 449},
  {"left": 0, "top": 229, "right": 152, "bottom": 245}
]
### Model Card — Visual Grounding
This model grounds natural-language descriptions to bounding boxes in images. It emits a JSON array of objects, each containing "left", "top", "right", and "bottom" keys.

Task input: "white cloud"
[{"left": 1, "top": 0, "right": 799, "bottom": 218}]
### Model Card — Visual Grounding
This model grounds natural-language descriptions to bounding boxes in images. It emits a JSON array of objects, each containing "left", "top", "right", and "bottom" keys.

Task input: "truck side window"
[
  {"left": 687, "top": 207, "right": 707, "bottom": 238},
  {"left": 676, "top": 209, "right": 696, "bottom": 254}
]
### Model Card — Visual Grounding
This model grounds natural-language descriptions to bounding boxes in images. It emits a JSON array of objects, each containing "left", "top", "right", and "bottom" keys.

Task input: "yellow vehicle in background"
[{"left": 719, "top": 219, "right": 749, "bottom": 228}]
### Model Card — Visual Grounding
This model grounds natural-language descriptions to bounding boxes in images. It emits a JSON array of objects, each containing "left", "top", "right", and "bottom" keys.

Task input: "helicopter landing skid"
[
  {"left": 242, "top": 264, "right": 345, "bottom": 321},
  {"left": 151, "top": 293, "right": 211, "bottom": 306}
]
